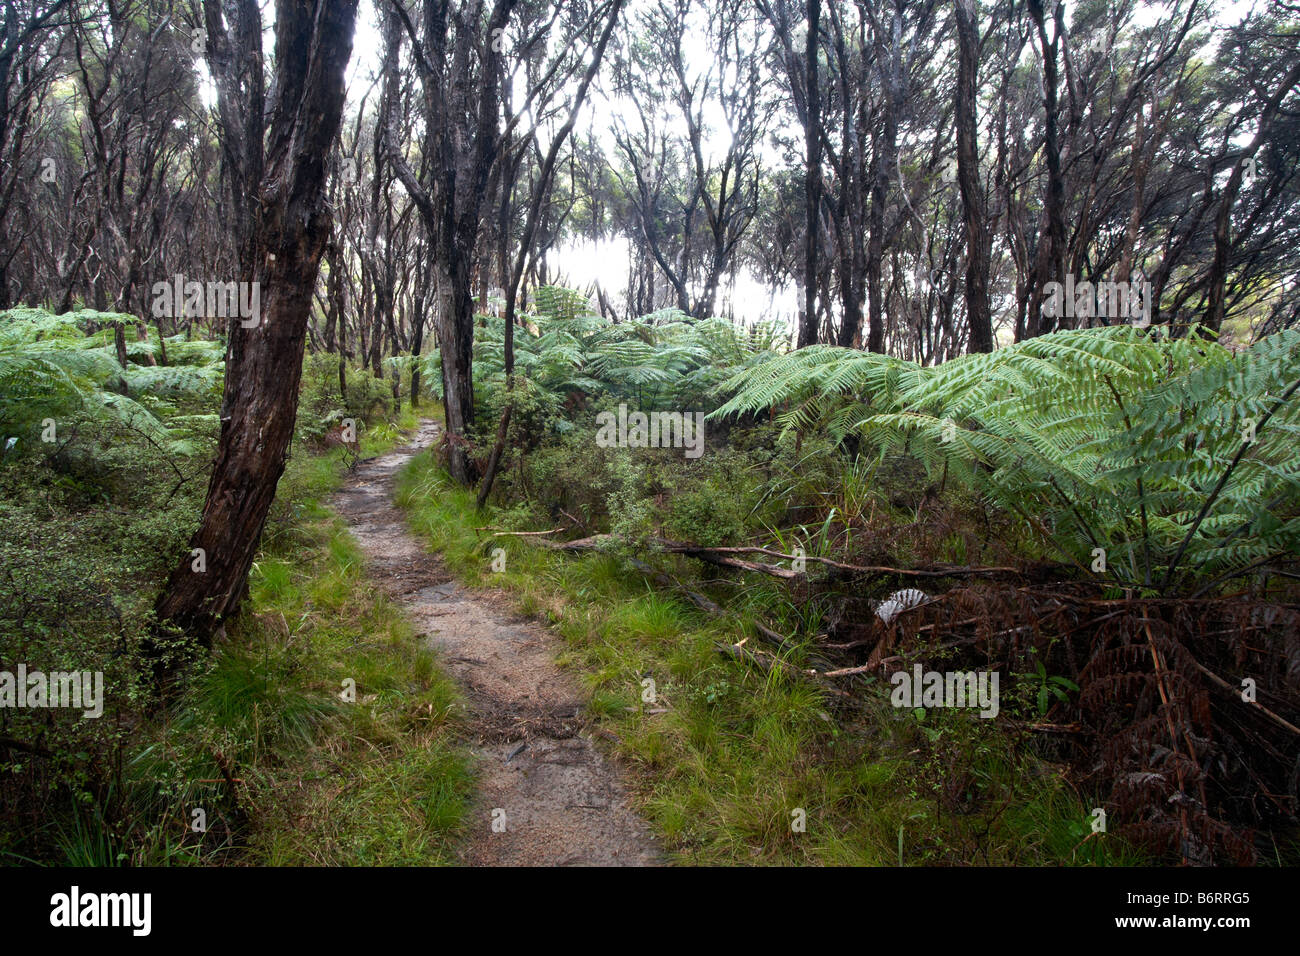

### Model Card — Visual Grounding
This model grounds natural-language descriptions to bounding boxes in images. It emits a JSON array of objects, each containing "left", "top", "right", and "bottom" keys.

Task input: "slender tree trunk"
[
  {"left": 1026, "top": 1, "right": 1065, "bottom": 338},
  {"left": 475, "top": 1, "right": 624, "bottom": 507},
  {"left": 864, "top": 3, "right": 902, "bottom": 355},
  {"left": 1204, "top": 59, "right": 1300, "bottom": 333},
  {"left": 434, "top": 260, "right": 477, "bottom": 483},
  {"left": 156, "top": 0, "right": 358, "bottom": 642},
  {"left": 410, "top": 290, "right": 424, "bottom": 408},
  {"left": 955, "top": 0, "right": 992, "bottom": 353},
  {"left": 1115, "top": 99, "right": 1150, "bottom": 286},
  {"left": 797, "top": 0, "right": 822, "bottom": 349}
]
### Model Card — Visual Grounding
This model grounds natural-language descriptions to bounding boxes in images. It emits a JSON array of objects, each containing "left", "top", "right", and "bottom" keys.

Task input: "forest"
[{"left": 0, "top": 0, "right": 1298, "bottom": 870}]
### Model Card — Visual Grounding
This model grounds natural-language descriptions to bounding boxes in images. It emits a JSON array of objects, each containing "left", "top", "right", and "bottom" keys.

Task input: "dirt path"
[{"left": 330, "top": 420, "right": 660, "bottom": 866}]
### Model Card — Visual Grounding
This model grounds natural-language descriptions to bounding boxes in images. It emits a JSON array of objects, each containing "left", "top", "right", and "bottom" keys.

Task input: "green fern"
[
  {"left": 454, "top": 292, "right": 783, "bottom": 418},
  {"left": 712, "top": 325, "right": 1300, "bottom": 591},
  {"left": 0, "top": 307, "right": 223, "bottom": 457}
]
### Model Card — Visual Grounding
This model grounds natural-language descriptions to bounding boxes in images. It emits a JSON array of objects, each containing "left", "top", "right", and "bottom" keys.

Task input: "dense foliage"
[
  {"left": 0, "top": 307, "right": 423, "bottom": 864},
  {"left": 459, "top": 291, "right": 1300, "bottom": 864},
  {"left": 715, "top": 325, "right": 1300, "bottom": 591}
]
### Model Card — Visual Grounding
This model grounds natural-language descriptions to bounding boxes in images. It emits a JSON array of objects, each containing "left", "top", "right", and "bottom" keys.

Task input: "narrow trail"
[{"left": 330, "top": 419, "right": 660, "bottom": 866}]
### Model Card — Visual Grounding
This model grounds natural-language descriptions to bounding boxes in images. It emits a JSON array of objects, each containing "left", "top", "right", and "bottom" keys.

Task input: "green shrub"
[{"left": 296, "top": 353, "right": 393, "bottom": 445}]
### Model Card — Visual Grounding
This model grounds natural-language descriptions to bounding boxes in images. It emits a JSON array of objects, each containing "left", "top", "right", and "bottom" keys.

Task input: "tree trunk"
[
  {"left": 797, "top": 0, "right": 822, "bottom": 349},
  {"left": 1204, "top": 58, "right": 1300, "bottom": 334},
  {"left": 475, "top": 2, "right": 623, "bottom": 507},
  {"left": 435, "top": 261, "right": 477, "bottom": 483},
  {"left": 1025, "top": 1, "right": 1065, "bottom": 339},
  {"left": 955, "top": 0, "right": 992, "bottom": 353},
  {"left": 156, "top": 0, "right": 358, "bottom": 642}
]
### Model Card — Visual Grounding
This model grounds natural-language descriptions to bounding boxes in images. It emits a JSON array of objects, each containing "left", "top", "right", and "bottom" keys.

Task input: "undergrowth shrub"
[
  {"left": 1, "top": 307, "right": 424, "bottom": 863},
  {"left": 296, "top": 353, "right": 394, "bottom": 446},
  {"left": 463, "top": 317, "right": 1299, "bottom": 863}
]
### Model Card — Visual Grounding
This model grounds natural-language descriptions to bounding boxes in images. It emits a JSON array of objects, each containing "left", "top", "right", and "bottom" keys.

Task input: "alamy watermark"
[
  {"left": 0, "top": 664, "right": 103, "bottom": 718},
  {"left": 50, "top": 886, "right": 150, "bottom": 936},
  {"left": 890, "top": 664, "right": 999, "bottom": 718},
  {"left": 1041, "top": 272, "right": 1151, "bottom": 326},
  {"left": 151, "top": 273, "right": 261, "bottom": 327},
  {"left": 595, "top": 404, "right": 706, "bottom": 459}
]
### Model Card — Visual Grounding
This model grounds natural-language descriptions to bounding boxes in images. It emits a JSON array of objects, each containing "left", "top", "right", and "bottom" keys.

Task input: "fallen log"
[
  {"left": 1005, "top": 721, "right": 1088, "bottom": 735},
  {"left": 480, "top": 526, "right": 567, "bottom": 538},
  {"left": 716, "top": 640, "right": 779, "bottom": 673},
  {"left": 552, "top": 535, "right": 795, "bottom": 578},
  {"left": 818, "top": 662, "right": 875, "bottom": 679},
  {"left": 548, "top": 534, "right": 1026, "bottom": 581}
]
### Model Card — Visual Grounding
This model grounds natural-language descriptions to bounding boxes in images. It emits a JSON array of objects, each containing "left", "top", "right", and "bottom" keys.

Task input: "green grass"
[
  {"left": 235, "top": 405, "right": 473, "bottom": 865},
  {"left": 0, "top": 329, "right": 477, "bottom": 867},
  {"left": 118, "top": 403, "right": 475, "bottom": 866},
  {"left": 395, "top": 448, "right": 1146, "bottom": 866},
  {"left": 233, "top": 520, "right": 474, "bottom": 866}
]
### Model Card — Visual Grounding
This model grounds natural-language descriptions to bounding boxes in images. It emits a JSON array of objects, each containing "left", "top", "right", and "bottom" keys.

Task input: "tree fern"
[
  {"left": 712, "top": 325, "right": 1300, "bottom": 591},
  {"left": 459, "top": 293, "right": 782, "bottom": 417},
  {"left": 0, "top": 307, "right": 223, "bottom": 457}
]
